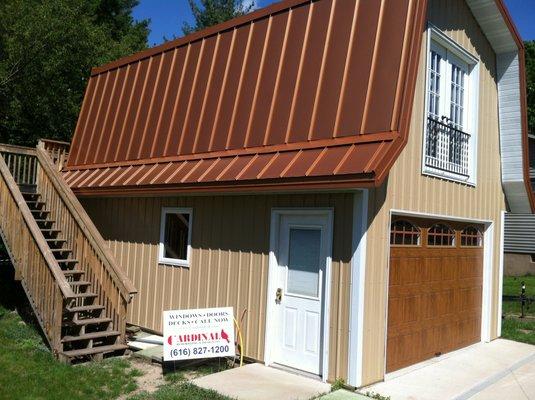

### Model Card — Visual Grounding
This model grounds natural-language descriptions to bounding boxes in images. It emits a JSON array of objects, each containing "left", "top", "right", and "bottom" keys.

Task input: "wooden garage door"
[{"left": 386, "top": 218, "right": 484, "bottom": 373}]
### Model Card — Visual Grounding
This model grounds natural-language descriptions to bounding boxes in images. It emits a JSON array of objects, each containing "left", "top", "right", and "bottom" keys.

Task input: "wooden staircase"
[{"left": 0, "top": 140, "right": 137, "bottom": 362}]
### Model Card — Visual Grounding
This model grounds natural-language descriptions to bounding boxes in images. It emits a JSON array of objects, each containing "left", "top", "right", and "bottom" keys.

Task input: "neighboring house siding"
[
  {"left": 504, "top": 213, "right": 535, "bottom": 253},
  {"left": 361, "top": 0, "right": 506, "bottom": 385},
  {"left": 81, "top": 192, "right": 354, "bottom": 381}
]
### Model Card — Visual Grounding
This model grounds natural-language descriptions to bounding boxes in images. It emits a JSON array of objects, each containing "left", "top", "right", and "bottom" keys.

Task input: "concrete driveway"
[{"left": 365, "top": 339, "right": 535, "bottom": 400}]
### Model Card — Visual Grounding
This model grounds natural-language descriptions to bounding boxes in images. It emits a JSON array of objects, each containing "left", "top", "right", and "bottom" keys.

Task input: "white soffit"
[
  {"left": 466, "top": 0, "right": 531, "bottom": 212},
  {"left": 465, "top": 0, "right": 517, "bottom": 53}
]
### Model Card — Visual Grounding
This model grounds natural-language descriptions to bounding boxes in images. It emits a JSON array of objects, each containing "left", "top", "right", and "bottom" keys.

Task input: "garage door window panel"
[
  {"left": 460, "top": 226, "right": 483, "bottom": 247},
  {"left": 427, "top": 223, "right": 455, "bottom": 246},
  {"left": 390, "top": 220, "right": 421, "bottom": 246}
]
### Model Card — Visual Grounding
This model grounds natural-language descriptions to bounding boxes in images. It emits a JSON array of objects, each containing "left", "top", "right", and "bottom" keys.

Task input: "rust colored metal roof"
[
  {"left": 66, "top": 0, "right": 428, "bottom": 194},
  {"left": 65, "top": 138, "right": 390, "bottom": 195}
]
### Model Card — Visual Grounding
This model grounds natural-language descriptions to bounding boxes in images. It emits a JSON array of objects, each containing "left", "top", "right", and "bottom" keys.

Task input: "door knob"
[{"left": 275, "top": 288, "right": 283, "bottom": 304}]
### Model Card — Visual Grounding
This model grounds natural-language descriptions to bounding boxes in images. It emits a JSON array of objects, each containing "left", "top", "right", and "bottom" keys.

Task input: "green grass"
[
  {"left": 0, "top": 264, "right": 232, "bottom": 400},
  {"left": 129, "top": 382, "right": 232, "bottom": 400},
  {"left": 501, "top": 317, "right": 535, "bottom": 345},
  {"left": 501, "top": 275, "right": 535, "bottom": 346},
  {"left": 128, "top": 360, "right": 233, "bottom": 400},
  {"left": 0, "top": 305, "right": 141, "bottom": 400},
  {"left": 503, "top": 275, "right": 535, "bottom": 297},
  {"left": 502, "top": 275, "right": 535, "bottom": 317}
]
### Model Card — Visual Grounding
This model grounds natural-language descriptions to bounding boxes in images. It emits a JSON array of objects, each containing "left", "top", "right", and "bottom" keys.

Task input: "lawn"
[
  {"left": 503, "top": 275, "right": 535, "bottom": 297},
  {"left": 501, "top": 275, "right": 535, "bottom": 346},
  {"left": 502, "top": 275, "right": 535, "bottom": 316},
  {"left": 0, "top": 304, "right": 141, "bottom": 400},
  {"left": 130, "top": 382, "right": 231, "bottom": 400},
  {"left": 0, "top": 265, "right": 232, "bottom": 400},
  {"left": 501, "top": 317, "right": 535, "bottom": 345}
]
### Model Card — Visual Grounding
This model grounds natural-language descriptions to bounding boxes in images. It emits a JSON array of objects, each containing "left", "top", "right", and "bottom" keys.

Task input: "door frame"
[
  {"left": 264, "top": 208, "right": 334, "bottom": 381},
  {"left": 383, "top": 209, "right": 496, "bottom": 378}
]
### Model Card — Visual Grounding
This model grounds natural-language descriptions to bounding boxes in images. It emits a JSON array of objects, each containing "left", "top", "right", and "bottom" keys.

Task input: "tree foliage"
[
  {"left": 182, "top": 0, "right": 254, "bottom": 35},
  {"left": 0, "top": 0, "right": 149, "bottom": 146},
  {"left": 525, "top": 41, "right": 535, "bottom": 136}
]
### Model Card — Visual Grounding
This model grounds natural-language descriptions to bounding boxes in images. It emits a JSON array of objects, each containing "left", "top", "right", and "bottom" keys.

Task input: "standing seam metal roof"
[{"left": 66, "top": 0, "right": 428, "bottom": 194}]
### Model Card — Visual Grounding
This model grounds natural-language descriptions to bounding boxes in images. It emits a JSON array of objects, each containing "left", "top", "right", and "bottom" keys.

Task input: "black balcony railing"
[{"left": 425, "top": 116, "right": 470, "bottom": 176}]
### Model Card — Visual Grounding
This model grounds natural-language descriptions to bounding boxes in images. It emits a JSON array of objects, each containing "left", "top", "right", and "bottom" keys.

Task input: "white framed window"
[
  {"left": 159, "top": 207, "right": 192, "bottom": 267},
  {"left": 423, "top": 25, "right": 480, "bottom": 185}
]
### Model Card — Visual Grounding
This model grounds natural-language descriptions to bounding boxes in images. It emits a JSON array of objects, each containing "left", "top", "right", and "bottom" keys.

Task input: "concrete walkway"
[
  {"left": 365, "top": 339, "right": 535, "bottom": 400},
  {"left": 193, "top": 363, "right": 330, "bottom": 400}
]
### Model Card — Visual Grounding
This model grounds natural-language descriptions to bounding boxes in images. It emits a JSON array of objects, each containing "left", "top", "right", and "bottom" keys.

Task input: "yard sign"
[{"left": 163, "top": 307, "right": 235, "bottom": 361}]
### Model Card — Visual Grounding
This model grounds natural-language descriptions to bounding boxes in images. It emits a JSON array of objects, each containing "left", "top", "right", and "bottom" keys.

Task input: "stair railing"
[
  {"left": 39, "top": 139, "right": 70, "bottom": 171},
  {"left": 0, "top": 145, "right": 76, "bottom": 355},
  {"left": 35, "top": 142, "right": 137, "bottom": 344}
]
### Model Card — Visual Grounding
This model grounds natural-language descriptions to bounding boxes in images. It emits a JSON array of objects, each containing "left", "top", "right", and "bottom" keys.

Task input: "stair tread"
[
  {"left": 21, "top": 192, "right": 40, "bottom": 198},
  {"left": 26, "top": 201, "right": 46, "bottom": 207},
  {"left": 66, "top": 304, "right": 104, "bottom": 312},
  {"left": 61, "top": 330, "right": 120, "bottom": 343},
  {"left": 72, "top": 317, "right": 112, "bottom": 325},
  {"left": 51, "top": 247, "right": 72, "bottom": 252},
  {"left": 46, "top": 238, "right": 67, "bottom": 242},
  {"left": 61, "top": 344, "right": 127, "bottom": 358},
  {"left": 69, "top": 281, "right": 91, "bottom": 287},
  {"left": 57, "top": 258, "right": 78, "bottom": 263},
  {"left": 63, "top": 270, "right": 84, "bottom": 276},
  {"left": 73, "top": 292, "right": 97, "bottom": 298}
]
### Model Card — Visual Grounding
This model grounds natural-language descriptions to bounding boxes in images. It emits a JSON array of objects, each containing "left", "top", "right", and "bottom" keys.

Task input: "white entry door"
[{"left": 270, "top": 212, "right": 332, "bottom": 375}]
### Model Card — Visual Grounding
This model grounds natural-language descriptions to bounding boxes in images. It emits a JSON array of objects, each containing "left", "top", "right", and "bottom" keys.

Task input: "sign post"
[{"left": 163, "top": 307, "right": 236, "bottom": 361}]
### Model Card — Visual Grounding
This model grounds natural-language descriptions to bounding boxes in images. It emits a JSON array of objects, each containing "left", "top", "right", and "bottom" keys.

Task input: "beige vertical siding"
[
  {"left": 81, "top": 193, "right": 354, "bottom": 381},
  {"left": 361, "top": 0, "right": 506, "bottom": 385}
]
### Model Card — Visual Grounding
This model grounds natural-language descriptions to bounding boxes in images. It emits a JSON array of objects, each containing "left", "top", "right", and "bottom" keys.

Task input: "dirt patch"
[{"left": 119, "top": 357, "right": 165, "bottom": 399}]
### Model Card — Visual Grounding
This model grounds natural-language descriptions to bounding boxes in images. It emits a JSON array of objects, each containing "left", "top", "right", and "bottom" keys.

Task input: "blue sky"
[{"left": 133, "top": 0, "right": 535, "bottom": 47}]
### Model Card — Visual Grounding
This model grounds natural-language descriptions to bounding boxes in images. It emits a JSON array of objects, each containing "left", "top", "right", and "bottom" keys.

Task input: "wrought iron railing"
[{"left": 425, "top": 116, "right": 470, "bottom": 176}]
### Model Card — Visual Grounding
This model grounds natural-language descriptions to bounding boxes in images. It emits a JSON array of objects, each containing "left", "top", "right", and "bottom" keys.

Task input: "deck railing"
[
  {"left": 425, "top": 116, "right": 470, "bottom": 176},
  {"left": 40, "top": 139, "right": 70, "bottom": 171},
  {"left": 0, "top": 145, "right": 75, "bottom": 355},
  {"left": 0, "top": 144, "right": 39, "bottom": 187},
  {"left": 35, "top": 142, "right": 136, "bottom": 344}
]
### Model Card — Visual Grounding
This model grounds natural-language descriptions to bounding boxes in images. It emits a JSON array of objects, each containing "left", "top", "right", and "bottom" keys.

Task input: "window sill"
[
  {"left": 158, "top": 259, "right": 190, "bottom": 268},
  {"left": 422, "top": 167, "right": 476, "bottom": 187}
]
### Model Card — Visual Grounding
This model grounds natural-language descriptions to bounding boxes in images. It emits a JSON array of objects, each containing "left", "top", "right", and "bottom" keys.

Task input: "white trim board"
[
  {"left": 347, "top": 190, "right": 369, "bottom": 387},
  {"left": 497, "top": 210, "right": 505, "bottom": 337},
  {"left": 264, "top": 208, "right": 334, "bottom": 382}
]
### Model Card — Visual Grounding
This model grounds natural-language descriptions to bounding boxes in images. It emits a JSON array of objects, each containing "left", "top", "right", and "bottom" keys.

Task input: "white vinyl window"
[
  {"left": 159, "top": 207, "right": 192, "bottom": 267},
  {"left": 423, "top": 26, "right": 479, "bottom": 184}
]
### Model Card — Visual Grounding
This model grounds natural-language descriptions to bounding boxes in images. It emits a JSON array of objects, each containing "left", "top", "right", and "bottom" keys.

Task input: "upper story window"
[
  {"left": 423, "top": 26, "right": 479, "bottom": 185},
  {"left": 159, "top": 207, "right": 192, "bottom": 267}
]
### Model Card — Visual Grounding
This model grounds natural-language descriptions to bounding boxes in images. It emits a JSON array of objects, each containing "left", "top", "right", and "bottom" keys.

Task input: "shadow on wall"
[{"left": 80, "top": 193, "right": 368, "bottom": 265}]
